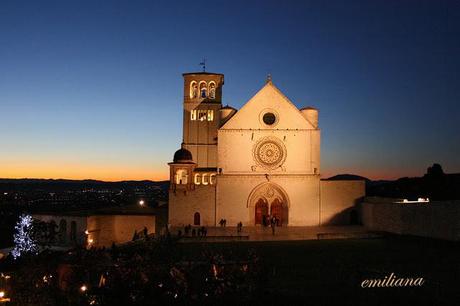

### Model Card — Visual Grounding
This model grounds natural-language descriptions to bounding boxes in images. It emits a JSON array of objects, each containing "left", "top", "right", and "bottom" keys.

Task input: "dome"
[
  {"left": 173, "top": 146, "right": 193, "bottom": 163},
  {"left": 300, "top": 106, "right": 319, "bottom": 128},
  {"left": 219, "top": 105, "right": 237, "bottom": 126},
  {"left": 221, "top": 105, "right": 236, "bottom": 111}
]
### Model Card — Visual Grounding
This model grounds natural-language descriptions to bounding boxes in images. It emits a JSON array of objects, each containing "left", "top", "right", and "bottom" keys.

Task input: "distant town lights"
[{"left": 397, "top": 198, "right": 430, "bottom": 204}]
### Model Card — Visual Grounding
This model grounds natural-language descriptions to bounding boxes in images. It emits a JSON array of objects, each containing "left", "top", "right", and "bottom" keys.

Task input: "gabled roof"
[{"left": 220, "top": 81, "right": 314, "bottom": 130}]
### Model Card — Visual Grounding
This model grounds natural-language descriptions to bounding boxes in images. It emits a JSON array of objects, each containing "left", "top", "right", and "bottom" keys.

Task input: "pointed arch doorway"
[
  {"left": 248, "top": 182, "right": 290, "bottom": 226},
  {"left": 254, "top": 198, "right": 268, "bottom": 225}
]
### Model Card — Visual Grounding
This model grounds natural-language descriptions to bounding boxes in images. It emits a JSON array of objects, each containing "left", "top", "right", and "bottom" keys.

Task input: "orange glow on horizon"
[
  {"left": 2, "top": 167, "right": 419, "bottom": 182},
  {"left": 0, "top": 162, "right": 169, "bottom": 182},
  {"left": 1, "top": 160, "right": 424, "bottom": 182}
]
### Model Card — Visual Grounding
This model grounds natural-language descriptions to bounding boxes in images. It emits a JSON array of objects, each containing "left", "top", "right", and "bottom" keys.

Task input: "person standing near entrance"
[{"left": 271, "top": 217, "right": 276, "bottom": 235}]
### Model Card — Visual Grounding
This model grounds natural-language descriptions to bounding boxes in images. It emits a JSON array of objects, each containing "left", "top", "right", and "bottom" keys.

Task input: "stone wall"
[
  {"left": 33, "top": 214, "right": 87, "bottom": 246},
  {"left": 217, "top": 174, "right": 321, "bottom": 226},
  {"left": 319, "top": 180, "right": 365, "bottom": 225},
  {"left": 33, "top": 214, "right": 156, "bottom": 247},
  {"left": 362, "top": 197, "right": 460, "bottom": 241},
  {"left": 87, "top": 215, "right": 156, "bottom": 247},
  {"left": 168, "top": 185, "right": 216, "bottom": 226}
]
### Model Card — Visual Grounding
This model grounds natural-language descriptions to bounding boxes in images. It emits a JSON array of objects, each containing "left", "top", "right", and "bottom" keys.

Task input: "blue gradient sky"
[{"left": 0, "top": 0, "right": 459, "bottom": 180}]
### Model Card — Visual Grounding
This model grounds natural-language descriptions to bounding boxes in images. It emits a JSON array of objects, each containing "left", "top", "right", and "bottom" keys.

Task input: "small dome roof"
[
  {"left": 173, "top": 145, "right": 193, "bottom": 163},
  {"left": 300, "top": 106, "right": 318, "bottom": 111},
  {"left": 220, "top": 105, "right": 237, "bottom": 111}
]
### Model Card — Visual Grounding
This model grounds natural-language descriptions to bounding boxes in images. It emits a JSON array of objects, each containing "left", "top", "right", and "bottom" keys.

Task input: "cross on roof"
[{"left": 199, "top": 58, "right": 207, "bottom": 72}]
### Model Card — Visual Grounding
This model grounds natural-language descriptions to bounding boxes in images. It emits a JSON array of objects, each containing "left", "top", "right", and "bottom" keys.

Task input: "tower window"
[
  {"left": 192, "top": 109, "right": 213, "bottom": 121},
  {"left": 198, "top": 110, "right": 207, "bottom": 121},
  {"left": 190, "top": 81, "right": 198, "bottom": 98},
  {"left": 209, "top": 82, "right": 216, "bottom": 99},
  {"left": 190, "top": 110, "right": 197, "bottom": 120},
  {"left": 175, "top": 169, "right": 188, "bottom": 184},
  {"left": 199, "top": 81, "right": 207, "bottom": 98}
]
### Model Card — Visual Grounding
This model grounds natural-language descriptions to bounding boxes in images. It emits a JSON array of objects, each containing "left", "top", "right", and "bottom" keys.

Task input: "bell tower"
[{"left": 182, "top": 72, "right": 224, "bottom": 169}]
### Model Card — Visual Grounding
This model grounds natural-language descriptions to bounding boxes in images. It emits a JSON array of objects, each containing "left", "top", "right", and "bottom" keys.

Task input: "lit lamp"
[
  {"left": 139, "top": 200, "right": 145, "bottom": 207},
  {"left": 0, "top": 290, "right": 10, "bottom": 303},
  {"left": 80, "top": 285, "right": 87, "bottom": 292}
]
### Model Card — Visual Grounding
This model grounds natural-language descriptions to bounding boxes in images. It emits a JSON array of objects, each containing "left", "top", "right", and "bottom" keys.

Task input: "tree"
[
  {"left": 426, "top": 163, "right": 444, "bottom": 177},
  {"left": 11, "top": 214, "right": 38, "bottom": 259}
]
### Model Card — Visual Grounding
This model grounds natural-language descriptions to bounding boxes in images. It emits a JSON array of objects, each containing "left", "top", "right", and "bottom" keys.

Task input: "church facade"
[{"left": 168, "top": 72, "right": 364, "bottom": 227}]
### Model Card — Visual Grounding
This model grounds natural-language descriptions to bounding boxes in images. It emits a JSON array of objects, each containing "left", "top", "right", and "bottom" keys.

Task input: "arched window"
[
  {"left": 208, "top": 81, "right": 216, "bottom": 99},
  {"left": 197, "top": 110, "right": 207, "bottom": 121},
  {"left": 207, "top": 110, "right": 214, "bottom": 121},
  {"left": 199, "top": 81, "right": 207, "bottom": 98},
  {"left": 194, "top": 212, "right": 200, "bottom": 225},
  {"left": 190, "top": 109, "right": 197, "bottom": 120},
  {"left": 209, "top": 174, "right": 216, "bottom": 185},
  {"left": 202, "top": 173, "right": 208, "bottom": 185},
  {"left": 194, "top": 173, "right": 201, "bottom": 185},
  {"left": 175, "top": 169, "right": 188, "bottom": 184},
  {"left": 70, "top": 221, "right": 77, "bottom": 242},
  {"left": 190, "top": 81, "right": 198, "bottom": 98}
]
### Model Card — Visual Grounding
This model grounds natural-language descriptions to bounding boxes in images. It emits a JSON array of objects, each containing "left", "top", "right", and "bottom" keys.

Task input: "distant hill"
[
  {"left": 0, "top": 178, "right": 170, "bottom": 192},
  {"left": 366, "top": 173, "right": 460, "bottom": 200},
  {"left": 324, "top": 169, "right": 460, "bottom": 200},
  {"left": 324, "top": 174, "right": 370, "bottom": 182}
]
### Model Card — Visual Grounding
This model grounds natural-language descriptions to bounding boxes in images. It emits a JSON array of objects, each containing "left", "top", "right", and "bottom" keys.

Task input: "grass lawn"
[{"left": 176, "top": 236, "right": 460, "bottom": 305}]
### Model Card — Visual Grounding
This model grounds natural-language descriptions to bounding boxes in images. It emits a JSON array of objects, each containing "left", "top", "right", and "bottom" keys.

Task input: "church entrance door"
[
  {"left": 254, "top": 199, "right": 268, "bottom": 225},
  {"left": 270, "top": 198, "right": 284, "bottom": 226},
  {"left": 194, "top": 212, "right": 200, "bottom": 225}
]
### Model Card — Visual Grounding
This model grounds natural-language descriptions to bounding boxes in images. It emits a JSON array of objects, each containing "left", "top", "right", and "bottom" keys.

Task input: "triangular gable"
[{"left": 221, "top": 82, "right": 314, "bottom": 130}]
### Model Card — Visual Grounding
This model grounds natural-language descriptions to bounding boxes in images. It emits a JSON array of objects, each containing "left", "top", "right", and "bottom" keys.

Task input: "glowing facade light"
[
  {"left": 139, "top": 200, "right": 145, "bottom": 206},
  {"left": 80, "top": 285, "right": 87, "bottom": 292},
  {"left": 0, "top": 291, "right": 4, "bottom": 298},
  {"left": 88, "top": 238, "right": 94, "bottom": 244},
  {"left": 84, "top": 230, "right": 89, "bottom": 235}
]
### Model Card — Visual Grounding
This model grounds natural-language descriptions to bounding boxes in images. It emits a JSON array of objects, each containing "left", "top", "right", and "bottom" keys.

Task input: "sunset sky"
[{"left": 1, "top": 0, "right": 459, "bottom": 181}]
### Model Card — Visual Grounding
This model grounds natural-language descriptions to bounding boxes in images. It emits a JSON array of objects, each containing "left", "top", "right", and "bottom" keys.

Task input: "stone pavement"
[{"left": 171, "top": 225, "right": 380, "bottom": 242}]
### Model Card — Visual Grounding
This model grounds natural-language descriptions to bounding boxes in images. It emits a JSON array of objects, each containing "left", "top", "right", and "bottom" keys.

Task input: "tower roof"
[
  {"left": 182, "top": 72, "right": 224, "bottom": 76},
  {"left": 173, "top": 145, "right": 194, "bottom": 163}
]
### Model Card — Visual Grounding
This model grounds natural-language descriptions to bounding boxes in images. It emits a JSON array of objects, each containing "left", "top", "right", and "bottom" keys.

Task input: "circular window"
[
  {"left": 253, "top": 137, "right": 286, "bottom": 170},
  {"left": 263, "top": 112, "right": 276, "bottom": 125}
]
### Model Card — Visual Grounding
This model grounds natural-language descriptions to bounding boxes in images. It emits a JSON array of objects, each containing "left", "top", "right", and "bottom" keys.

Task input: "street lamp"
[
  {"left": 139, "top": 200, "right": 145, "bottom": 206},
  {"left": 0, "top": 290, "right": 10, "bottom": 303}
]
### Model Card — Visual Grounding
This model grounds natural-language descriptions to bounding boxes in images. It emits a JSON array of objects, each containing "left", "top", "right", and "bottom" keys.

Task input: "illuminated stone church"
[{"left": 168, "top": 72, "right": 364, "bottom": 227}]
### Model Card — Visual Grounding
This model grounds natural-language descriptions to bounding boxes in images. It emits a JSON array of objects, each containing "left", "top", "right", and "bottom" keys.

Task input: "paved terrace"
[{"left": 170, "top": 225, "right": 380, "bottom": 242}]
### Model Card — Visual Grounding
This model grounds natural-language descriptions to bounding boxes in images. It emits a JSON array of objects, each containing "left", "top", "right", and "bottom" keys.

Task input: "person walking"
[{"left": 237, "top": 222, "right": 243, "bottom": 234}]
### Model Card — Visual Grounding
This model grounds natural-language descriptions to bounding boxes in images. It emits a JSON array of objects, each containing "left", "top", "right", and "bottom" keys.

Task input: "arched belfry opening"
[{"left": 247, "top": 182, "right": 290, "bottom": 226}]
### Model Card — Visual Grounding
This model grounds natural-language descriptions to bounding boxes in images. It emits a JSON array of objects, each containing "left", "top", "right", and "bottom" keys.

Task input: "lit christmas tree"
[{"left": 11, "top": 214, "right": 38, "bottom": 259}]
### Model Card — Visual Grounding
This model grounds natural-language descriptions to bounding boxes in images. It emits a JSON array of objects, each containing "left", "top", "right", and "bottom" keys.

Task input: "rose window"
[{"left": 253, "top": 137, "right": 286, "bottom": 169}]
